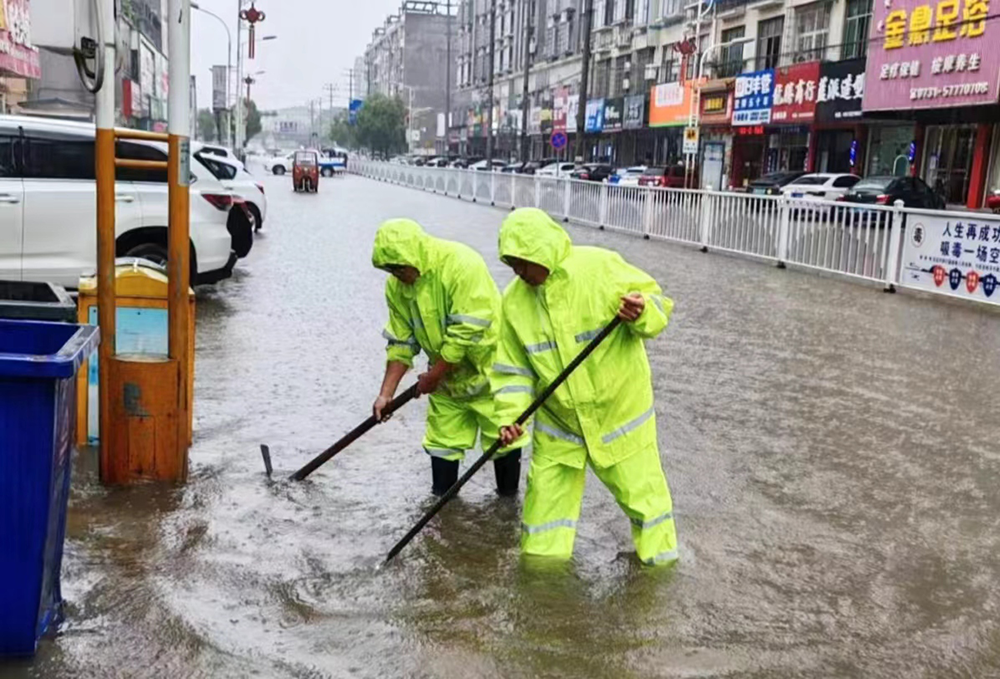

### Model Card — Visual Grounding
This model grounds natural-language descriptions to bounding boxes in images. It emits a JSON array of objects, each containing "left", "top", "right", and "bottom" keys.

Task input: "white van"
[{"left": 0, "top": 116, "right": 239, "bottom": 289}]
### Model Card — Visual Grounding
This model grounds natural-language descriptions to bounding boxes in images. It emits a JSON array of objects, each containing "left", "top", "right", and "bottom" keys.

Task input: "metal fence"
[{"left": 351, "top": 160, "right": 1000, "bottom": 308}]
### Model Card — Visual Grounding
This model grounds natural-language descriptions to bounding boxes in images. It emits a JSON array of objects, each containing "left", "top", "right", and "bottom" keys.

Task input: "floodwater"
[{"left": 6, "top": 171, "right": 1000, "bottom": 678}]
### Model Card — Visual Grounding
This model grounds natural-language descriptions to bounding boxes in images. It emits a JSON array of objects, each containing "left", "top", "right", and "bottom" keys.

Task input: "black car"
[
  {"left": 570, "top": 163, "right": 614, "bottom": 182},
  {"left": 746, "top": 171, "right": 806, "bottom": 195},
  {"left": 838, "top": 175, "right": 945, "bottom": 209}
]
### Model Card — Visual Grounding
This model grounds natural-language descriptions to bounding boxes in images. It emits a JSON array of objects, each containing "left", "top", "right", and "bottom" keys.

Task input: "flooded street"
[{"left": 7, "top": 171, "right": 1000, "bottom": 678}]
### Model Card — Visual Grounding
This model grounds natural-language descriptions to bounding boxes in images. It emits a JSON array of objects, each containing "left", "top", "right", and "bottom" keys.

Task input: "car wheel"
[
  {"left": 247, "top": 203, "right": 263, "bottom": 232},
  {"left": 322, "top": 167, "right": 334, "bottom": 177},
  {"left": 125, "top": 241, "right": 169, "bottom": 267},
  {"left": 274, "top": 165, "right": 286, "bottom": 175}
]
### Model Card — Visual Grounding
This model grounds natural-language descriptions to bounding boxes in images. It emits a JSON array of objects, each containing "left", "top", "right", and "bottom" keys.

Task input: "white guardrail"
[{"left": 352, "top": 160, "right": 1000, "bottom": 309}]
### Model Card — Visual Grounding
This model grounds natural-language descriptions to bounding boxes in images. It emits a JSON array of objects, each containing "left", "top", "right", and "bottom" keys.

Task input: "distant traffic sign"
[{"left": 550, "top": 131, "right": 567, "bottom": 150}]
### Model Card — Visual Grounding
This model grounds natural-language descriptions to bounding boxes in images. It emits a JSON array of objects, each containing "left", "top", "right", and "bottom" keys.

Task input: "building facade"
[{"left": 363, "top": 1, "right": 452, "bottom": 154}]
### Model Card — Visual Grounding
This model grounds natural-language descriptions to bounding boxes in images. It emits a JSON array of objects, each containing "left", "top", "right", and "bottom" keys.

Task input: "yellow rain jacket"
[
  {"left": 372, "top": 219, "right": 501, "bottom": 401},
  {"left": 492, "top": 209, "right": 673, "bottom": 469}
]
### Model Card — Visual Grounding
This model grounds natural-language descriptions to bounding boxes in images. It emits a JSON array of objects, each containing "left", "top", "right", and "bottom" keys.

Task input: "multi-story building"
[{"left": 362, "top": 1, "right": 452, "bottom": 154}]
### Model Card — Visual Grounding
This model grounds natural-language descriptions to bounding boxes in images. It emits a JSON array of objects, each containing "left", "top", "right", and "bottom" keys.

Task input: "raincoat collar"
[
  {"left": 372, "top": 218, "right": 440, "bottom": 273},
  {"left": 498, "top": 208, "right": 572, "bottom": 276}
]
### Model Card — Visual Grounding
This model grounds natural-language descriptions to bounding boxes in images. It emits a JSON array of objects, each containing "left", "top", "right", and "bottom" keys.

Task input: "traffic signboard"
[{"left": 550, "top": 131, "right": 567, "bottom": 150}]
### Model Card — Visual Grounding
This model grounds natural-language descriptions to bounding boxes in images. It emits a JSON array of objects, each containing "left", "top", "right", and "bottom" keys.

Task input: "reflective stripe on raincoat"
[
  {"left": 491, "top": 208, "right": 673, "bottom": 469},
  {"left": 373, "top": 219, "right": 501, "bottom": 400}
]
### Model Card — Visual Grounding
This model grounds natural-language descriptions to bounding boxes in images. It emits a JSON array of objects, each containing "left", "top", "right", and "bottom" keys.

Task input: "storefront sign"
[
  {"left": 901, "top": 214, "right": 1000, "bottom": 305},
  {"left": 736, "top": 125, "right": 765, "bottom": 136},
  {"left": 553, "top": 87, "right": 568, "bottom": 133},
  {"left": 623, "top": 94, "right": 646, "bottom": 129},
  {"left": 0, "top": 0, "right": 39, "bottom": 79},
  {"left": 649, "top": 81, "right": 695, "bottom": 127},
  {"left": 567, "top": 94, "right": 579, "bottom": 134},
  {"left": 603, "top": 97, "right": 623, "bottom": 132},
  {"left": 540, "top": 106, "right": 553, "bottom": 135},
  {"left": 864, "top": 0, "right": 1000, "bottom": 110},
  {"left": 699, "top": 85, "right": 731, "bottom": 126},
  {"left": 585, "top": 98, "right": 605, "bottom": 133},
  {"left": 816, "top": 58, "right": 866, "bottom": 122},
  {"left": 733, "top": 69, "right": 774, "bottom": 126},
  {"left": 772, "top": 62, "right": 820, "bottom": 123},
  {"left": 529, "top": 106, "right": 541, "bottom": 135},
  {"left": 211, "top": 65, "right": 227, "bottom": 111},
  {"left": 683, "top": 126, "right": 699, "bottom": 154}
]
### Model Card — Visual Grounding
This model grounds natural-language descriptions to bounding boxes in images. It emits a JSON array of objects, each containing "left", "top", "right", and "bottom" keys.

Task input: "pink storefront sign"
[
  {"left": 863, "top": 0, "right": 1000, "bottom": 110},
  {"left": 0, "top": 0, "right": 40, "bottom": 79}
]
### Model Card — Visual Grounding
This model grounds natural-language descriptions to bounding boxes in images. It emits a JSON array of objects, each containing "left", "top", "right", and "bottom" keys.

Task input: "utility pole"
[
  {"left": 519, "top": 0, "right": 533, "bottom": 162},
  {"left": 574, "top": 0, "right": 594, "bottom": 160},
  {"left": 485, "top": 0, "right": 497, "bottom": 163},
  {"left": 446, "top": 0, "right": 452, "bottom": 153},
  {"left": 235, "top": 0, "right": 243, "bottom": 154}
]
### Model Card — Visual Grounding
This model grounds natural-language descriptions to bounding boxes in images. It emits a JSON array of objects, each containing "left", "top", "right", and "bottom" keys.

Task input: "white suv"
[
  {"left": 0, "top": 116, "right": 238, "bottom": 289},
  {"left": 193, "top": 145, "right": 267, "bottom": 231}
]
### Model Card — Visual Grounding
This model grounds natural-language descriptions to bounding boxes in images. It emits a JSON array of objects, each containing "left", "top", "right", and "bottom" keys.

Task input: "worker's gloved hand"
[
  {"left": 618, "top": 293, "right": 645, "bottom": 322},
  {"left": 417, "top": 360, "right": 454, "bottom": 395},
  {"left": 499, "top": 424, "right": 524, "bottom": 447},
  {"left": 373, "top": 395, "right": 393, "bottom": 423}
]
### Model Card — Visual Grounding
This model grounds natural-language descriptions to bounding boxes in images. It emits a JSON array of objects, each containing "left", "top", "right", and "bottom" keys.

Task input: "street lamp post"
[{"left": 191, "top": 2, "right": 231, "bottom": 146}]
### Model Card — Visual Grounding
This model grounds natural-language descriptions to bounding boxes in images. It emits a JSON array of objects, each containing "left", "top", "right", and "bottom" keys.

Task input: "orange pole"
[
  {"left": 114, "top": 127, "right": 169, "bottom": 141},
  {"left": 167, "top": 135, "right": 191, "bottom": 481},
  {"left": 95, "top": 128, "right": 116, "bottom": 481},
  {"left": 114, "top": 158, "right": 169, "bottom": 170}
]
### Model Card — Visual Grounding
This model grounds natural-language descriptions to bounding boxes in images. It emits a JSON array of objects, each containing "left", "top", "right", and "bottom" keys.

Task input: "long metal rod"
[
  {"left": 235, "top": 0, "right": 244, "bottom": 153},
  {"left": 485, "top": 0, "right": 497, "bottom": 163},
  {"left": 386, "top": 316, "right": 623, "bottom": 563},
  {"left": 445, "top": 0, "right": 452, "bottom": 153},
  {"left": 290, "top": 384, "right": 420, "bottom": 481},
  {"left": 95, "top": 0, "right": 117, "bottom": 483}
]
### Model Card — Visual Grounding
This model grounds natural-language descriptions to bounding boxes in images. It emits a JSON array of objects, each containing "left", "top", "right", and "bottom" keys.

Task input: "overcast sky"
[{"left": 191, "top": 0, "right": 401, "bottom": 112}]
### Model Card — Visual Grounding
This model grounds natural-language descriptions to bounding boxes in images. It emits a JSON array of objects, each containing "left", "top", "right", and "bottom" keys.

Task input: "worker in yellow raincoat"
[
  {"left": 372, "top": 218, "right": 525, "bottom": 496},
  {"left": 493, "top": 208, "right": 678, "bottom": 565}
]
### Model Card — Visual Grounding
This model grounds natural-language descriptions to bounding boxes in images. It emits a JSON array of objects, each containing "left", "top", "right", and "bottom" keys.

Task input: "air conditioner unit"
[
  {"left": 644, "top": 63, "right": 659, "bottom": 80},
  {"left": 33, "top": 0, "right": 103, "bottom": 56}
]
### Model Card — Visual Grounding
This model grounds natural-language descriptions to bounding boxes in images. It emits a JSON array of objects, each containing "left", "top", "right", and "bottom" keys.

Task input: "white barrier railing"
[{"left": 350, "top": 160, "right": 1000, "bottom": 308}]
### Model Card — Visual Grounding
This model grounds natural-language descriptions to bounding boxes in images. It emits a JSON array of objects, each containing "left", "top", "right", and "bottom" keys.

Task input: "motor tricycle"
[{"left": 293, "top": 150, "right": 319, "bottom": 193}]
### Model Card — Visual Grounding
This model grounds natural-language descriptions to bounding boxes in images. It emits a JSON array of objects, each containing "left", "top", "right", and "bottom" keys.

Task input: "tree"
[
  {"left": 328, "top": 111, "right": 356, "bottom": 148},
  {"left": 355, "top": 94, "right": 406, "bottom": 158},
  {"left": 245, "top": 99, "right": 263, "bottom": 142},
  {"left": 197, "top": 109, "right": 216, "bottom": 142}
]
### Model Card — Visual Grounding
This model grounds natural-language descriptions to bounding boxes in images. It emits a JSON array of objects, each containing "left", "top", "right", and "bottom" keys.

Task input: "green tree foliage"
[
  {"left": 354, "top": 94, "right": 406, "bottom": 158},
  {"left": 197, "top": 109, "right": 216, "bottom": 142},
  {"left": 245, "top": 99, "right": 263, "bottom": 141},
  {"left": 328, "top": 111, "right": 356, "bottom": 148}
]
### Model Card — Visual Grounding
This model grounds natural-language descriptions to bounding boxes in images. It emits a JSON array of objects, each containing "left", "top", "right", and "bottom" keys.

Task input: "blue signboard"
[
  {"left": 550, "top": 131, "right": 568, "bottom": 150},
  {"left": 585, "top": 98, "right": 605, "bottom": 133},
  {"left": 733, "top": 69, "right": 774, "bottom": 126},
  {"left": 349, "top": 98, "right": 363, "bottom": 125}
]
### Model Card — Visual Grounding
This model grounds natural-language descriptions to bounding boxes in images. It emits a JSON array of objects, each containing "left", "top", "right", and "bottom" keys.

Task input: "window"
[
  {"left": 632, "top": 47, "right": 654, "bottom": 86},
  {"left": 0, "top": 136, "right": 17, "bottom": 177},
  {"left": 24, "top": 133, "right": 95, "bottom": 180},
  {"left": 756, "top": 16, "right": 783, "bottom": 70},
  {"left": 795, "top": 3, "right": 830, "bottom": 62},
  {"left": 196, "top": 154, "right": 237, "bottom": 181},
  {"left": 116, "top": 141, "right": 168, "bottom": 183},
  {"left": 718, "top": 26, "right": 745, "bottom": 77},
  {"left": 659, "top": 55, "right": 679, "bottom": 83},
  {"left": 611, "top": 55, "right": 627, "bottom": 96},
  {"left": 841, "top": 0, "right": 871, "bottom": 60},
  {"left": 833, "top": 175, "right": 860, "bottom": 188},
  {"left": 592, "top": 59, "right": 611, "bottom": 97}
]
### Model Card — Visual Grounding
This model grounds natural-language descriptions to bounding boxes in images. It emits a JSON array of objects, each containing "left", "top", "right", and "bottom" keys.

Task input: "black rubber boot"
[
  {"left": 493, "top": 449, "right": 522, "bottom": 497},
  {"left": 431, "top": 457, "right": 460, "bottom": 496}
]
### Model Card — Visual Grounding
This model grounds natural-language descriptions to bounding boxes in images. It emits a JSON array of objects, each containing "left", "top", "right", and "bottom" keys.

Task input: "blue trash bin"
[{"left": 0, "top": 318, "right": 100, "bottom": 656}]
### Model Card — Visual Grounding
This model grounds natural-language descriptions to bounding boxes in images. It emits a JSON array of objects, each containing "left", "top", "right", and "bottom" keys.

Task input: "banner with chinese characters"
[
  {"left": 585, "top": 98, "right": 605, "bottom": 133},
  {"left": 864, "top": 0, "right": 1000, "bottom": 110},
  {"left": 603, "top": 97, "right": 623, "bottom": 132},
  {"left": 772, "top": 62, "right": 820, "bottom": 123},
  {"left": 0, "top": 0, "right": 39, "bottom": 78},
  {"left": 649, "top": 82, "right": 695, "bottom": 127},
  {"left": 816, "top": 58, "right": 866, "bottom": 122},
  {"left": 733, "top": 69, "right": 774, "bottom": 126},
  {"left": 623, "top": 94, "right": 646, "bottom": 129},
  {"left": 553, "top": 87, "right": 568, "bottom": 134},
  {"left": 900, "top": 213, "right": 1000, "bottom": 304}
]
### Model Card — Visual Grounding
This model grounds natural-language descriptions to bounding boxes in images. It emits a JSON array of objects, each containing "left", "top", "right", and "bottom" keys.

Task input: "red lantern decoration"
[{"left": 240, "top": 3, "right": 266, "bottom": 59}]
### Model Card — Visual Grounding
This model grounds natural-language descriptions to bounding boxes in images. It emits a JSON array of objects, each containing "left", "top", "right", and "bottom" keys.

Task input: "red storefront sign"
[
  {"left": 553, "top": 86, "right": 568, "bottom": 133},
  {"left": 772, "top": 62, "right": 821, "bottom": 123},
  {"left": 0, "top": 0, "right": 40, "bottom": 79}
]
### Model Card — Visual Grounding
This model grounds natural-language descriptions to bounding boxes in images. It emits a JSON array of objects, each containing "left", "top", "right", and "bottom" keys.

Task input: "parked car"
[
  {"left": 987, "top": 188, "right": 1000, "bottom": 213},
  {"left": 536, "top": 161, "right": 577, "bottom": 177},
  {"left": 780, "top": 173, "right": 861, "bottom": 201},
  {"left": 424, "top": 157, "right": 451, "bottom": 168},
  {"left": 263, "top": 151, "right": 295, "bottom": 175},
  {"left": 450, "top": 157, "right": 479, "bottom": 168},
  {"left": 197, "top": 143, "right": 243, "bottom": 167},
  {"left": 501, "top": 162, "right": 524, "bottom": 173},
  {"left": 838, "top": 175, "right": 945, "bottom": 209},
  {"left": 194, "top": 146, "right": 268, "bottom": 232},
  {"left": 0, "top": 116, "right": 239, "bottom": 289},
  {"left": 610, "top": 166, "right": 647, "bottom": 186},
  {"left": 746, "top": 170, "right": 806, "bottom": 195},
  {"left": 570, "top": 163, "right": 614, "bottom": 182},
  {"left": 638, "top": 165, "right": 694, "bottom": 188},
  {"left": 470, "top": 159, "right": 508, "bottom": 172}
]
